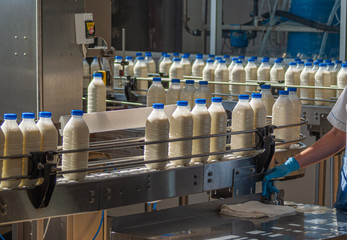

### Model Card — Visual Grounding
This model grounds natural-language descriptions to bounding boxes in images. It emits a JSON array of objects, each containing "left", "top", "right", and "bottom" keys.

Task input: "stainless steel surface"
[{"left": 209, "top": 0, "right": 222, "bottom": 55}]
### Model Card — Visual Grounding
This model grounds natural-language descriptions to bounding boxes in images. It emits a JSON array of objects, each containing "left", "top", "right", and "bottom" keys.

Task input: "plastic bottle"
[
  {"left": 1, "top": 113, "right": 22, "bottom": 188},
  {"left": 159, "top": 54, "right": 172, "bottom": 75},
  {"left": 335, "top": 60, "right": 342, "bottom": 72},
  {"left": 288, "top": 87, "right": 301, "bottom": 141},
  {"left": 231, "top": 95, "right": 254, "bottom": 156},
  {"left": 285, "top": 62, "right": 300, "bottom": 96},
  {"left": 124, "top": 56, "right": 134, "bottom": 77},
  {"left": 215, "top": 59, "right": 230, "bottom": 100},
  {"left": 147, "top": 77, "right": 166, "bottom": 107},
  {"left": 134, "top": 57, "right": 149, "bottom": 96},
  {"left": 173, "top": 52, "right": 180, "bottom": 58},
  {"left": 62, "top": 110, "right": 90, "bottom": 181},
  {"left": 296, "top": 61, "right": 305, "bottom": 74},
  {"left": 270, "top": 59, "right": 285, "bottom": 83},
  {"left": 83, "top": 59, "right": 90, "bottom": 96},
  {"left": 19, "top": 112, "right": 40, "bottom": 187},
  {"left": 169, "top": 101, "right": 193, "bottom": 166},
  {"left": 300, "top": 62, "right": 315, "bottom": 105},
  {"left": 166, "top": 79, "right": 182, "bottom": 104},
  {"left": 192, "top": 55, "right": 205, "bottom": 77},
  {"left": 0, "top": 128, "right": 4, "bottom": 185},
  {"left": 90, "top": 57, "right": 100, "bottom": 79},
  {"left": 134, "top": 52, "right": 143, "bottom": 65},
  {"left": 260, "top": 84, "right": 275, "bottom": 116},
  {"left": 180, "top": 54, "right": 192, "bottom": 76},
  {"left": 214, "top": 57, "right": 222, "bottom": 67},
  {"left": 325, "top": 59, "right": 331, "bottom": 64},
  {"left": 307, "top": 58, "right": 313, "bottom": 63},
  {"left": 194, "top": 81, "right": 212, "bottom": 107},
  {"left": 203, "top": 59, "right": 215, "bottom": 92},
  {"left": 208, "top": 97, "right": 227, "bottom": 161},
  {"left": 228, "top": 57, "right": 238, "bottom": 74},
  {"left": 230, "top": 60, "right": 246, "bottom": 100},
  {"left": 294, "top": 57, "right": 301, "bottom": 62},
  {"left": 257, "top": 59, "right": 271, "bottom": 81},
  {"left": 144, "top": 103, "right": 169, "bottom": 169},
  {"left": 252, "top": 56, "right": 259, "bottom": 67},
  {"left": 317, "top": 59, "right": 324, "bottom": 64},
  {"left": 223, "top": 55, "right": 231, "bottom": 66},
  {"left": 113, "top": 56, "right": 123, "bottom": 89},
  {"left": 250, "top": 93, "right": 266, "bottom": 128},
  {"left": 145, "top": 52, "right": 156, "bottom": 74},
  {"left": 337, "top": 64, "right": 347, "bottom": 97},
  {"left": 169, "top": 58, "right": 184, "bottom": 80},
  {"left": 312, "top": 61, "right": 319, "bottom": 72},
  {"left": 245, "top": 58, "right": 258, "bottom": 93},
  {"left": 191, "top": 99, "right": 211, "bottom": 163},
  {"left": 238, "top": 56, "right": 245, "bottom": 66},
  {"left": 158, "top": 52, "right": 167, "bottom": 67},
  {"left": 180, "top": 80, "right": 196, "bottom": 109},
  {"left": 315, "top": 63, "right": 332, "bottom": 106},
  {"left": 272, "top": 90, "right": 294, "bottom": 149},
  {"left": 207, "top": 54, "right": 215, "bottom": 62},
  {"left": 87, "top": 72, "right": 106, "bottom": 113}
]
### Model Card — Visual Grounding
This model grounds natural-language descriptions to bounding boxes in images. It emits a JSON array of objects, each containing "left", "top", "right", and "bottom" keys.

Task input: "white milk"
[
  {"left": 285, "top": 62, "right": 300, "bottom": 95},
  {"left": 230, "top": 61, "right": 246, "bottom": 101},
  {"left": 288, "top": 88, "right": 301, "bottom": 141},
  {"left": 158, "top": 52, "right": 167, "bottom": 68},
  {"left": 192, "top": 55, "right": 205, "bottom": 77},
  {"left": 144, "top": 103, "right": 169, "bottom": 169},
  {"left": 159, "top": 54, "right": 172, "bottom": 75},
  {"left": 166, "top": 79, "right": 182, "bottom": 104},
  {"left": 90, "top": 57, "right": 100, "bottom": 78},
  {"left": 337, "top": 64, "right": 347, "bottom": 97},
  {"left": 231, "top": 95, "right": 254, "bottom": 156},
  {"left": 180, "top": 55, "right": 192, "bottom": 76},
  {"left": 124, "top": 56, "right": 134, "bottom": 77},
  {"left": 315, "top": 63, "right": 332, "bottom": 106},
  {"left": 147, "top": 77, "right": 166, "bottom": 107},
  {"left": 83, "top": 59, "right": 90, "bottom": 95},
  {"left": 327, "top": 62, "right": 337, "bottom": 97},
  {"left": 270, "top": 60, "right": 285, "bottom": 83},
  {"left": 203, "top": 59, "right": 215, "bottom": 92},
  {"left": 169, "top": 101, "right": 193, "bottom": 166},
  {"left": 113, "top": 56, "right": 123, "bottom": 89},
  {"left": 250, "top": 93, "right": 266, "bottom": 128},
  {"left": 1, "top": 114, "right": 23, "bottom": 188},
  {"left": 300, "top": 63, "right": 315, "bottom": 105},
  {"left": 0, "top": 129, "right": 4, "bottom": 185},
  {"left": 208, "top": 97, "right": 227, "bottom": 161},
  {"left": 194, "top": 81, "right": 212, "bottom": 107},
  {"left": 223, "top": 55, "right": 231, "bottom": 67},
  {"left": 257, "top": 59, "right": 271, "bottom": 82},
  {"left": 19, "top": 113, "right": 40, "bottom": 187},
  {"left": 62, "top": 110, "right": 89, "bottom": 181},
  {"left": 215, "top": 59, "right": 230, "bottom": 100},
  {"left": 191, "top": 99, "right": 211, "bottom": 163},
  {"left": 245, "top": 58, "right": 258, "bottom": 93},
  {"left": 272, "top": 90, "right": 294, "bottom": 149},
  {"left": 87, "top": 72, "right": 106, "bottom": 113},
  {"left": 260, "top": 85, "right": 275, "bottom": 116},
  {"left": 134, "top": 57, "right": 149, "bottom": 96},
  {"left": 145, "top": 52, "right": 156, "bottom": 74},
  {"left": 180, "top": 80, "right": 196, "bottom": 109},
  {"left": 228, "top": 57, "right": 238, "bottom": 76},
  {"left": 169, "top": 58, "right": 184, "bottom": 80}
]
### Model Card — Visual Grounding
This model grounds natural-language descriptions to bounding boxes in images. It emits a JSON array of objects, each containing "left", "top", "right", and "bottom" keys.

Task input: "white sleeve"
[{"left": 327, "top": 86, "right": 347, "bottom": 132}]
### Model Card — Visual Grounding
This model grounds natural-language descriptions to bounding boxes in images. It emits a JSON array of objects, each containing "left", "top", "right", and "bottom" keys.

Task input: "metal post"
[
  {"left": 179, "top": 195, "right": 189, "bottom": 206},
  {"left": 210, "top": 0, "right": 222, "bottom": 54},
  {"left": 340, "top": 0, "right": 347, "bottom": 61}
]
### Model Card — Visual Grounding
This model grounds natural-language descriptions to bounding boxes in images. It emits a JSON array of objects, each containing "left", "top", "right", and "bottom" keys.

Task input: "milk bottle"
[
  {"left": 325, "top": 60, "right": 331, "bottom": 64},
  {"left": 62, "top": 110, "right": 90, "bottom": 181},
  {"left": 145, "top": 52, "right": 156, "bottom": 73},
  {"left": 260, "top": 84, "right": 275, "bottom": 115},
  {"left": 113, "top": 56, "right": 124, "bottom": 89},
  {"left": 169, "top": 58, "right": 184, "bottom": 80},
  {"left": 250, "top": 93, "right": 266, "bottom": 128},
  {"left": 207, "top": 54, "right": 215, "bottom": 62},
  {"left": 192, "top": 55, "right": 205, "bottom": 77},
  {"left": 1, "top": 113, "right": 23, "bottom": 188},
  {"left": 134, "top": 52, "right": 143, "bottom": 65},
  {"left": 19, "top": 112, "right": 40, "bottom": 187},
  {"left": 180, "top": 80, "right": 196, "bottom": 109},
  {"left": 90, "top": 57, "right": 100, "bottom": 78},
  {"left": 124, "top": 56, "right": 134, "bottom": 77},
  {"left": 251, "top": 56, "right": 259, "bottom": 66},
  {"left": 208, "top": 97, "right": 227, "bottom": 161},
  {"left": 228, "top": 57, "right": 238, "bottom": 74},
  {"left": 180, "top": 54, "right": 192, "bottom": 76},
  {"left": 158, "top": 52, "right": 167, "bottom": 67},
  {"left": 87, "top": 72, "right": 106, "bottom": 113},
  {"left": 288, "top": 88, "right": 301, "bottom": 141},
  {"left": 312, "top": 61, "right": 320, "bottom": 72},
  {"left": 203, "top": 59, "right": 215, "bottom": 92},
  {"left": 215, "top": 59, "right": 230, "bottom": 100},
  {"left": 337, "top": 64, "right": 347, "bottom": 97},
  {"left": 300, "top": 62, "right": 315, "bottom": 105},
  {"left": 194, "top": 81, "right": 212, "bottom": 107},
  {"left": 272, "top": 90, "right": 294, "bottom": 149},
  {"left": 214, "top": 57, "right": 222, "bottom": 67},
  {"left": 83, "top": 59, "right": 90, "bottom": 95},
  {"left": 327, "top": 62, "right": 337, "bottom": 97},
  {"left": 230, "top": 60, "right": 246, "bottom": 100},
  {"left": 169, "top": 101, "right": 193, "bottom": 166},
  {"left": 270, "top": 59, "right": 285, "bottom": 83},
  {"left": 159, "top": 54, "right": 172, "bottom": 75},
  {"left": 245, "top": 58, "right": 258, "bottom": 93},
  {"left": 173, "top": 52, "right": 180, "bottom": 58},
  {"left": 315, "top": 63, "right": 332, "bottom": 106},
  {"left": 147, "top": 77, "right": 166, "bottom": 107},
  {"left": 223, "top": 55, "right": 231, "bottom": 66},
  {"left": 294, "top": 57, "right": 301, "bottom": 62},
  {"left": 191, "top": 99, "right": 211, "bottom": 163},
  {"left": 231, "top": 95, "right": 254, "bottom": 156},
  {"left": 307, "top": 58, "right": 313, "bottom": 63},
  {"left": 144, "top": 103, "right": 169, "bottom": 169},
  {"left": 335, "top": 60, "right": 342, "bottom": 72},
  {"left": 257, "top": 59, "right": 271, "bottom": 81},
  {"left": 285, "top": 62, "right": 300, "bottom": 95},
  {"left": 296, "top": 61, "right": 305, "bottom": 75},
  {"left": 166, "top": 79, "right": 182, "bottom": 104},
  {"left": 134, "top": 56, "right": 149, "bottom": 96},
  {"left": 0, "top": 129, "right": 4, "bottom": 184},
  {"left": 238, "top": 56, "right": 245, "bottom": 66}
]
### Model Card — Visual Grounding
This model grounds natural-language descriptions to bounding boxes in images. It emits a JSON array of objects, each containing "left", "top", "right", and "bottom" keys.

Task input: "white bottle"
[
  {"left": 134, "top": 56, "right": 149, "bottom": 96},
  {"left": 62, "top": 110, "right": 90, "bottom": 181},
  {"left": 145, "top": 52, "right": 156, "bottom": 74},
  {"left": 19, "top": 112, "right": 40, "bottom": 187},
  {"left": 208, "top": 97, "right": 227, "bottom": 161},
  {"left": 300, "top": 62, "right": 315, "bottom": 105},
  {"left": 270, "top": 59, "right": 285, "bottom": 83},
  {"left": 288, "top": 88, "right": 301, "bottom": 141},
  {"left": 215, "top": 59, "right": 230, "bottom": 100},
  {"left": 272, "top": 90, "right": 294, "bottom": 149},
  {"left": 238, "top": 56, "right": 245, "bottom": 66},
  {"left": 207, "top": 54, "right": 215, "bottom": 62},
  {"left": 169, "top": 101, "right": 193, "bottom": 166},
  {"left": 192, "top": 55, "right": 205, "bottom": 77},
  {"left": 252, "top": 56, "right": 259, "bottom": 67},
  {"left": 113, "top": 56, "right": 123, "bottom": 90},
  {"left": 228, "top": 57, "right": 238, "bottom": 75},
  {"left": 250, "top": 93, "right": 266, "bottom": 128},
  {"left": 166, "top": 79, "right": 182, "bottom": 105},
  {"left": 158, "top": 52, "right": 167, "bottom": 67},
  {"left": 134, "top": 52, "right": 143, "bottom": 65},
  {"left": 231, "top": 95, "right": 254, "bottom": 156},
  {"left": 214, "top": 57, "right": 222, "bottom": 67},
  {"left": 260, "top": 84, "right": 275, "bottom": 116},
  {"left": 36, "top": 112, "right": 58, "bottom": 162},
  {"left": 169, "top": 58, "right": 184, "bottom": 80},
  {"left": 83, "top": 59, "right": 90, "bottom": 95},
  {"left": 194, "top": 81, "right": 212, "bottom": 107},
  {"left": 180, "top": 80, "right": 196, "bottom": 109},
  {"left": 230, "top": 60, "right": 246, "bottom": 100},
  {"left": 257, "top": 59, "right": 271, "bottom": 81},
  {"left": 90, "top": 57, "right": 100, "bottom": 79},
  {"left": 144, "top": 103, "right": 169, "bottom": 169},
  {"left": 315, "top": 63, "right": 332, "bottom": 106},
  {"left": 159, "top": 54, "right": 172, "bottom": 75},
  {"left": 1, "top": 114, "right": 22, "bottom": 188},
  {"left": 338, "top": 64, "right": 347, "bottom": 97},
  {"left": 191, "top": 99, "right": 211, "bottom": 163},
  {"left": 173, "top": 52, "right": 180, "bottom": 58},
  {"left": 87, "top": 72, "right": 106, "bottom": 113},
  {"left": 124, "top": 56, "right": 134, "bottom": 77},
  {"left": 327, "top": 62, "right": 337, "bottom": 97},
  {"left": 203, "top": 59, "right": 215, "bottom": 92},
  {"left": 312, "top": 61, "right": 320, "bottom": 72},
  {"left": 0, "top": 128, "right": 4, "bottom": 185},
  {"left": 285, "top": 62, "right": 300, "bottom": 96},
  {"left": 147, "top": 77, "right": 166, "bottom": 107},
  {"left": 223, "top": 55, "right": 231, "bottom": 67},
  {"left": 245, "top": 58, "right": 258, "bottom": 93},
  {"left": 180, "top": 54, "right": 192, "bottom": 76}
]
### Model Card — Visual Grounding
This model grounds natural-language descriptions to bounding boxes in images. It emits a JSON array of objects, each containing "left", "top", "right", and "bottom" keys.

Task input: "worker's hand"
[
  {"left": 264, "top": 157, "right": 300, "bottom": 181},
  {"left": 262, "top": 180, "right": 279, "bottom": 199}
]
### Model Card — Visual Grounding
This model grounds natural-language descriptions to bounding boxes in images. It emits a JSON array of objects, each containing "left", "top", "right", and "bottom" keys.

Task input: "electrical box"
[{"left": 75, "top": 13, "right": 95, "bottom": 44}]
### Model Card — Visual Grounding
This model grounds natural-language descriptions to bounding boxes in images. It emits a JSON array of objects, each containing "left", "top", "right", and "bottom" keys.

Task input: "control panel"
[{"left": 75, "top": 13, "right": 95, "bottom": 44}]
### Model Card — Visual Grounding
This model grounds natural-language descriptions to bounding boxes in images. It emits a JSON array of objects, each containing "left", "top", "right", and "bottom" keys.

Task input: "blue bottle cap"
[
  {"left": 136, "top": 53, "right": 142, "bottom": 56},
  {"left": 199, "top": 81, "right": 208, "bottom": 85},
  {"left": 196, "top": 53, "right": 203, "bottom": 57},
  {"left": 173, "top": 58, "right": 180, "bottom": 62},
  {"left": 261, "top": 59, "right": 269, "bottom": 63},
  {"left": 238, "top": 56, "right": 245, "bottom": 59},
  {"left": 251, "top": 93, "right": 262, "bottom": 98},
  {"left": 276, "top": 57, "right": 284, "bottom": 61},
  {"left": 185, "top": 53, "right": 191, "bottom": 57},
  {"left": 252, "top": 56, "right": 258, "bottom": 60},
  {"left": 307, "top": 58, "right": 313, "bottom": 62},
  {"left": 22, "top": 112, "right": 35, "bottom": 119},
  {"left": 263, "top": 57, "right": 270, "bottom": 60},
  {"left": 207, "top": 59, "right": 214, "bottom": 63},
  {"left": 173, "top": 52, "right": 179, "bottom": 56},
  {"left": 93, "top": 57, "right": 98, "bottom": 59},
  {"left": 289, "top": 62, "right": 297, "bottom": 66},
  {"left": 164, "top": 54, "right": 170, "bottom": 58},
  {"left": 328, "top": 62, "right": 334, "bottom": 66},
  {"left": 317, "top": 59, "right": 323, "bottom": 63},
  {"left": 279, "top": 90, "right": 289, "bottom": 95},
  {"left": 211, "top": 97, "right": 222, "bottom": 103},
  {"left": 274, "top": 59, "right": 281, "bottom": 63},
  {"left": 93, "top": 72, "right": 103, "bottom": 78},
  {"left": 319, "top": 63, "right": 327, "bottom": 67},
  {"left": 125, "top": 56, "right": 133, "bottom": 60},
  {"left": 115, "top": 56, "right": 122, "bottom": 60},
  {"left": 153, "top": 103, "right": 164, "bottom": 109},
  {"left": 39, "top": 111, "right": 52, "bottom": 118},
  {"left": 298, "top": 61, "right": 304, "bottom": 64},
  {"left": 304, "top": 62, "right": 312, "bottom": 66},
  {"left": 325, "top": 60, "right": 331, "bottom": 63},
  {"left": 219, "top": 59, "right": 226, "bottom": 64},
  {"left": 314, "top": 61, "right": 319, "bottom": 65},
  {"left": 236, "top": 60, "right": 242, "bottom": 64},
  {"left": 171, "top": 79, "right": 180, "bottom": 83},
  {"left": 138, "top": 57, "right": 144, "bottom": 60},
  {"left": 145, "top": 52, "right": 152, "bottom": 57},
  {"left": 215, "top": 57, "right": 222, "bottom": 60},
  {"left": 208, "top": 54, "right": 215, "bottom": 58},
  {"left": 153, "top": 77, "right": 161, "bottom": 82},
  {"left": 343, "top": 64, "right": 347, "bottom": 68},
  {"left": 223, "top": 55, "right": 230, "bottom": 59},
  {"left": 294, "top": 58, "right": 301, "bottom": 61},
  {"left": 287, "top": 87, "right": 297, "bottom": 92},
  {"left": 186, "top": 80, "right": 194, "bottom": 84},
  {"left": 239, "top": 94, "right": 249, "bottom": 100},
  {"left": 161, "top": 52, "right": 167, "bottom": 56},
  {"left": 232, "top": 57, "right": 239, "bottom": 61},
  {"left": 4, "top": 113, "right": 17, "bottom": 120},
  {"left": 335, "top": 60, "right": 342, "bottom": 64},
  {"left": 248, "top": 58, "right": 255, "bottom": 62},
  {"left": 195, "top": 99, "right": 206, "bottom": 104},
  {"left": 182, "top": 54, "right": 188, "bottom": 59},
  {"left": 177, "top": 101, "right": 188, "bottom": 106},
  {"left": 196, "top": 55, "right": 203, "bottom": 59},
  {"left": 261, "top": 84, "right": 271, "bottom": 89},
  {"left": 71, "top": 110, "right": 84, "bottom": 116}
]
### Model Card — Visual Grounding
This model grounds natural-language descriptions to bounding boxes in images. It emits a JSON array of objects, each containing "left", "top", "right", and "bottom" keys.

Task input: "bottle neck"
[
  {"left": 239, "top": 99, "right": 249, "bottom": 103},
  {"left": 22, "top": 118, "right": 36, "bottom": 124},
  {"left": 39, "top": 117, "right": 52, "bottom": 122},
  {"left": 211, "top": 102, "right": 222, "bottom": 106},
  {"left": 4, "top": 119, "right": 18, "bottom": 126},
  {"left": 72, "top": 115, "right": 83, "bottom": 119}
]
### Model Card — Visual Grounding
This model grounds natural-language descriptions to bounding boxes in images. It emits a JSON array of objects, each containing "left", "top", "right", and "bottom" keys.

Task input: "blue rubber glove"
[
  {"left": 264, "top": 157, "right": 300, "bottom": 181},
  {"left": 262, "top": 180, "right": 279, "bottom": 199}
]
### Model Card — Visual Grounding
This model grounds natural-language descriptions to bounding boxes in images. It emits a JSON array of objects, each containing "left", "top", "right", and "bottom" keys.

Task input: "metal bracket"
[
  {"left": 124, "top": 77, "right": 138, "bottom": 102},
  {"left": 255, "top": 125, "right": 276, "bottom": 177},
  {"left": 233, "top": 166, "right": 256, "bottom": 196}
]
